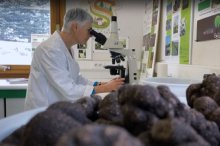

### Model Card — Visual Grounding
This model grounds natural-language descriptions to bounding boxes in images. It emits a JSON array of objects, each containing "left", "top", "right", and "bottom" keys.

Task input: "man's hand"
[
  {"left": 94, "top": 77, "right": 125, "bottom": 93},
  {"left": 105, "top": 77, "right": 125, "bottom": 91}
]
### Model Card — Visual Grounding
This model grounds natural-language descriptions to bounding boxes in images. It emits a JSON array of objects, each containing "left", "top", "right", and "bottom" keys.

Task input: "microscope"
[{"left": 89, "top": 16, "right": 138, "bottom": 84}]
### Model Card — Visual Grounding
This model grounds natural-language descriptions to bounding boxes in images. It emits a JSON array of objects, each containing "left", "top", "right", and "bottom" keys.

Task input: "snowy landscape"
[{"left": 0, "top": 0, "right": 50, "bottom": 65}]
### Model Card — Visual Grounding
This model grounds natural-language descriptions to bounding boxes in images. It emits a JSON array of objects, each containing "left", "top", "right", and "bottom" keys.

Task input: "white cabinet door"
[
  {"left": 0, "top": 99, "right": 4, "bottom": 119},
  {"left": 6, "top": 99, "right": 25, "bottom": 117}
]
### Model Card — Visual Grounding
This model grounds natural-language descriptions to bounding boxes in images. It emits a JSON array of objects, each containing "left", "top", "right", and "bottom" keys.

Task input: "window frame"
[{"left": 0, "top": 0, "right": 66, "bottom": 78}]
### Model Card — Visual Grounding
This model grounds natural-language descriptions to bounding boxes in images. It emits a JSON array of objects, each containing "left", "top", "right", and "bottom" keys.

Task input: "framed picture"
[{"left": 73, "top": 38, "right": 92, "bottom": 60}]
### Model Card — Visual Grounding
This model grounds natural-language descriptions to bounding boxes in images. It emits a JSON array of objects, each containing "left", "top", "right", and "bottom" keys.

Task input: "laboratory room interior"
[{"left": 1, "top": 0, "right": 220, "bottom": 146}]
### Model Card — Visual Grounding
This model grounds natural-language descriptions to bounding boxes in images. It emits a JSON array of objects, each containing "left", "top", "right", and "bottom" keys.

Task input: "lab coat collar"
[{"left": 53, "top": 31, "right": 75, "bottom": 60}]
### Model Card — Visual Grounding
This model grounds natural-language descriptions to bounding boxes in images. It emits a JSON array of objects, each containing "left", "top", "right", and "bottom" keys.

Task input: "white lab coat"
[{"left": 25, "top": 31, "right": 94, "bottom": 110}]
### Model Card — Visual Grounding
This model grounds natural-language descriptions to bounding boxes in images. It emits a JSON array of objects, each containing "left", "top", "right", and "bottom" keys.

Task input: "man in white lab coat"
[{"left": 25, "top": 8, "right": 124, "bottom": 110}]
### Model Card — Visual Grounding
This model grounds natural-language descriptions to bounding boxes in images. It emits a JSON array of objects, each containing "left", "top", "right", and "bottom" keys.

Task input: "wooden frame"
[
  {"left": 50, "top": 0, "right": 66, "bottom": 33},
  {"left": 0, "top": 0, "right": 66, "bottom": 78}
]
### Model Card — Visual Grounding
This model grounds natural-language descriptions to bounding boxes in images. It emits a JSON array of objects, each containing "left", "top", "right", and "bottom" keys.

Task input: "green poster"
[
  {"left": 198, "top": 0, "right": 211, "bottom": 11},
  {"left": 180, "top": 0, "right": 191, "bottom": 64},
  {"left": 164, "top": 0, "right": 192, "bottom": 64}
]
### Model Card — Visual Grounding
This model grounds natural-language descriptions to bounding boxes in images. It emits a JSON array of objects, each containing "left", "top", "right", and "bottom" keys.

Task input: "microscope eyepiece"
[
  {"left": 120, "top": 56, "right": 125, "bottom": 61},
  {"left": 89, "top": 28, "right": 107, "bottom": 45},
  {"left": 111, "top": 16, "right": 117, "bottom": 21}
]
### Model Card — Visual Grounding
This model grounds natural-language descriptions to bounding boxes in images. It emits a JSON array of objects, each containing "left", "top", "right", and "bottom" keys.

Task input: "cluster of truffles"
[
  {"left": 1, "top": 81, "right": 220, "bottom": 146},
  {"left": 97, "top": 84, "right": 219, "bottom": 146},
  {"left": 187, "top": 73, "right": 220, "bottom": 128}
]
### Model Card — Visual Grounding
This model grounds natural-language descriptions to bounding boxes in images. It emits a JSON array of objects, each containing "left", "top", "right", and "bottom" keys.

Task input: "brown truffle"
[
  {"left": 55, "top": 124, "right": 144, "bottom": 146},
  {"left": 117, "top": 84, "right": 169, "bottom": 118},
  {"left": 150, "top": 118, "right": 210, "bottom": 146},
  {"left": 98, "top": 92, "right": 123, "bottom": 125},
  {"left": 23, "top": 110, "right": 81, "bottom": 146},
  {"left": 193, "top": 96, "right": 218, "bottom": 117},
  {"left": 47, "top": 101, "right": 91, "bottom": 124},
  {"left": 122, "top": 104, "right": 158, "bottom": 135},
  {"left": 1, "top": 125, "right": 25, "bottom": 146},
  {"left": 209, "top": 107, "right": 220, "bottom": 128},
  {"left": 183, "top": 109, "right": 220, "bottom": 146},
  {"left": 186, "top": 83, "right": 202, "bottom": 107}
]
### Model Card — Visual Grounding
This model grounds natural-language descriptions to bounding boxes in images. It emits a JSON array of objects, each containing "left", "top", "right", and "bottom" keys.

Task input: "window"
[{"left": 0, "top": 0, "right": 66, "bottom": 78}]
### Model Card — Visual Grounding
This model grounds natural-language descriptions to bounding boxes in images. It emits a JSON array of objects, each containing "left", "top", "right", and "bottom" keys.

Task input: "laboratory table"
[{"left": 0, "top": 80, "right": 27, "bottom": 117}]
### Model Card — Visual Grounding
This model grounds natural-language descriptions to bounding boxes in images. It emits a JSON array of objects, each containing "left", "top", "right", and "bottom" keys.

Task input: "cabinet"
[
  {"left": 0, "top": 79, "right": 27, "bottom": 119},
  {"left": 6, "top": 99, "right": 25, "bottom": 117},
  {"left": 0, "top": 100, "right": 4, "bottom": 119}
]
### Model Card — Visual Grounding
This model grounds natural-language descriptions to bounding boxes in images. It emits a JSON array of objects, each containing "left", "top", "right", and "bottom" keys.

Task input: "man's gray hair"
[{"left": 62, "top": 8, "right": 93, "bottom": 32}]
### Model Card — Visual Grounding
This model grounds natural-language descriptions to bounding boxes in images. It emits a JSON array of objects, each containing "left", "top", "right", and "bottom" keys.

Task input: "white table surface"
[{"left": 0, "top": 79, "right": 27, "bottom": 90}]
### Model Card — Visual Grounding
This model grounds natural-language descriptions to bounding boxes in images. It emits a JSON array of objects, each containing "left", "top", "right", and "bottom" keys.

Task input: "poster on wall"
[
  {"left": 195, "top": 0, "right": 220, "bottom": 41},
  {"left": 196, "top": 0, "right": 220, "bottom": 18},
  {"left": 140, "top": 0, "right": 161, "bottom": 78},
  {"left": 197, "top": 13, "right": 220, "bottom": 41},
  {"left": 31, "top": 34, "right": 50, "bottom": 57},
  {"left": 69, "top": 0, "right": 120, "bottom": 60},
  {"left": 164, "top": 0, "right": 192, "bottom": 64},
  {"left": 88, "top": 0, "right": 116, "bottom": 53},
  {"left": 73, "top": 38, "right": 93, "bottom": 60}
]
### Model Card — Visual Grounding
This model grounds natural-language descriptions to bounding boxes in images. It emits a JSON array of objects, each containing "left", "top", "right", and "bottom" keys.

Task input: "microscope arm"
[
  {"left": 109, "top": 48, "right": 138, "bottom": 84},
  {"left": 89, "top": 15, "right": 138, "bottom": 84}
]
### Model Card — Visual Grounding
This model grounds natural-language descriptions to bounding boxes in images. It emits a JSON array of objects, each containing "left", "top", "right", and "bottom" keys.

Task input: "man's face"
[{"left": 75, "top": 21, "right": 92, "bottom": 45}]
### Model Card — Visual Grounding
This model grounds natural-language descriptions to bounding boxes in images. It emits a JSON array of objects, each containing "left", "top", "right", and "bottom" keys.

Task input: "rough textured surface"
[
  {"left": 193, "top": 96, "right": 218, "bottom": 117},
  {"left": 150, "top": 118, "right": 210, "bottom": 146},
  {"left": 209, "top": 108, "right": 220, "bottom": 128},
  {"left": 187, "top": 74, "right": 220, "bottom": 107},
  {"left": 1, "top": 125, "right": 25, "bottom": 146},
  {"left": 122, "top": 104, "right": 158, "bottom": 135},
  {"left": 55, "top": 124, "right": 144, "bottom": 146},
  {"left": 186, "top": 73, "right": 220, "bottom": 134},
  {"left": 186, "top": 83, "right": 202, "bottom": 107},
  {"left": 47, "top": 96, "right": 100, "bottom": 123},
  {"left": 182, "top": 108, "right": 220, "bottom": 146},
  {"left": 47, "top": 101, "right": 91, "bottom": 124},
  {"left": 98, "top": 92, "right": 124, "bottom": 126},
  {"left": 22, "top": 110, "right": 81, "bottom": 146}
]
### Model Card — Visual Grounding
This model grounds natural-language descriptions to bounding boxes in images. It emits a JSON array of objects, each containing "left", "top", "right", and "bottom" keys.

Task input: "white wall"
[
  {"left": 115, "top": 1, "right": 145, "bottom": 60},
  {"left": 192, "top": 39, "right": 220, "bottom": 66}
]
